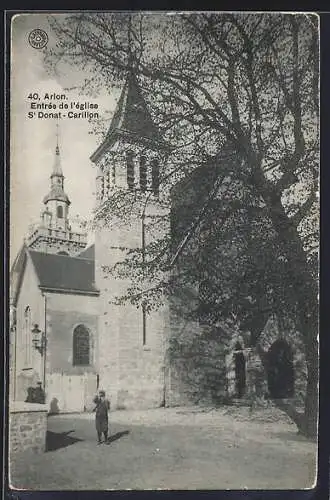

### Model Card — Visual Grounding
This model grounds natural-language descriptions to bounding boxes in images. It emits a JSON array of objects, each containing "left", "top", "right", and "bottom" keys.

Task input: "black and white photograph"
[{"left": 9, "top": 11, "right": 319, "bottom": 490}]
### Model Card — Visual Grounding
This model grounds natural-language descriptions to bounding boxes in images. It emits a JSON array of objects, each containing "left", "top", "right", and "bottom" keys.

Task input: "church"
[{"left": 9, "top": 73, "right": 305, "bottom": 413}]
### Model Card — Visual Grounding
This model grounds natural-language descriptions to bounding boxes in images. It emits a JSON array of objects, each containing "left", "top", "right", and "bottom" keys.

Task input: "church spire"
[
  {"left": 90, "top": 72, "right": 168, "bottom": 164},
  {"left": 51, "top": 122, "right": 64, "bottom": 178},
  {"left": 43, "top": 128, "right": 70, "bottom": 232}
]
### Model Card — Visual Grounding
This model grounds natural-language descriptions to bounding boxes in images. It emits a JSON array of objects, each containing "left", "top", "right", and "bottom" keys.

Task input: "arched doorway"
[
  {"left": 234, "top": 341, "right": 246, "bottom": 398},
  {"left": 267, "top": 339, "right": 294, "bottom": 398}
]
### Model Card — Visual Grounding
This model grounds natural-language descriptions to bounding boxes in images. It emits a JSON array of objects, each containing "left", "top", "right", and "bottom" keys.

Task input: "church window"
[
  {"left": 151, "top": 159, "right": 160, "bottom": 196},
  {"left": 126, "top": 151, "right": 135, "bottom": 191},
  {"left": 24, "top": 306, "right": 32, "bottom": 366},
  {"left": 73, "top": 325, "right": 90, "bottom": 366},
  {"left": 100, "top": 176, "right": 104, "bottom": 199},
  {"left": 57, "top": 206, "right": 63, "bottom": 218},
  {"left": 112, "top": 165, "right": 116, "bottom": 185},
  {"left": 139, "top": 156, "right": 147, "bottom": 192}
]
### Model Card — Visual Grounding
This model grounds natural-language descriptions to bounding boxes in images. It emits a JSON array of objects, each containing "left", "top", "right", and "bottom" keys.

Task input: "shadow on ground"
[
  {"left": 271, "top": 430, "right": 315, "bottom": 443},
  {"left": 46, "top": 430, "right": 84, "bottom": 452},
  {"left": 108, "top": 430, "right": 130, "bottom": 444}
]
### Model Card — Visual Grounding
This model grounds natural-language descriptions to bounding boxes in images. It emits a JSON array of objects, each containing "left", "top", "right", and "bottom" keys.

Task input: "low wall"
[{"left": 9, "top": 401, "right": 48, "bottom": 456}]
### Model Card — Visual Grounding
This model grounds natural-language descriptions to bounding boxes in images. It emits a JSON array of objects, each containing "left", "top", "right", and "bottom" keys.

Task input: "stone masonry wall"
[
  {"left": 9, "top": 402, "right": 48, "bottom": 456},
  {"left": 95, "top": 205, "right": 170, "bottom": 410}
]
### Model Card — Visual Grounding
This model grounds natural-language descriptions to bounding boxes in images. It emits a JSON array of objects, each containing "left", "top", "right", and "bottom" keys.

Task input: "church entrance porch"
[
  {"left": 234, "top": 342, "right": 246, "bottom": 398},
  {"left": 267, "top": 339, "right": 294, "bottom": 399}
]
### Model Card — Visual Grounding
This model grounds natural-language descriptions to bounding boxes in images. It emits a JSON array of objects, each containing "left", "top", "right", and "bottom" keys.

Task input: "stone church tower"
[
  {"left": 27, "top": 134, "right": 87, "bottom": 256},
  {"left": 90, "top": 73, "right": 171, "bottom": 409}
]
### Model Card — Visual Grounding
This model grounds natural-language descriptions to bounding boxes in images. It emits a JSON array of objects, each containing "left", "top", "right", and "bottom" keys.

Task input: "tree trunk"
[
  {"left": 299, "top": 316, "right": 319, "bottom": 439},
  {"left": 250, "top": 161, "right": 319, "bottom": 438}
]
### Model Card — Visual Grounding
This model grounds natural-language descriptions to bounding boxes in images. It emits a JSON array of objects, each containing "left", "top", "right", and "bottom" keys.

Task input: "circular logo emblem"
[{"left": 28, "top": 29, "right": 48, "bottom": 49}]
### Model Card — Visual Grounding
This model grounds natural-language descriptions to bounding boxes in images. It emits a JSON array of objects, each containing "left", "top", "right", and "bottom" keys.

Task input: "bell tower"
[
  {"left": 91, "top": 72, "right": 171, "bottom": 409},
  {"left": 27, "top": 127, "right": 87, "bottom": 256}
]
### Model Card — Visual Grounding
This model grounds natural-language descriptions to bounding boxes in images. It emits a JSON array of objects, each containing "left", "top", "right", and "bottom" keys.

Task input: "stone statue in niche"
[{"left": 25, "top": 382, "right": 45, "bottom": 404}]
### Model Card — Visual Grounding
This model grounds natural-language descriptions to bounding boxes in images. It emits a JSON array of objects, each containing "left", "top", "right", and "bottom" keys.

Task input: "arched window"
[
  {"left": 57, "top": 205, "right": 63, "bottom": 218},
  {"left": 151, "top": 159, "right": 160, "bottom": 196},
  {"left": 73, "top": 325, "right": 90, "bottom": 366},
  {"left": 126, "top": 151, "right": 135, "bottom": 191},
  {"left": 139, "top": 156, "right": 147, "bottom": 192},
  {"left": 24, "top": 306, "right": 32, "bottom": 366}
]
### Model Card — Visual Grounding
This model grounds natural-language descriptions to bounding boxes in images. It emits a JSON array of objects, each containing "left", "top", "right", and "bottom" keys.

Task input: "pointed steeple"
[
  {"left": 91, "top": 72, "right": 168, "bottom": 163},
  {"left": 43, "top": 128, "right": 70, "bottom": 206},
  {"left": 51, "top": 123, "right": 64, "bottom": 178},
  {"left": 26, "top": 127, "right": 87, "bottom": 256}
]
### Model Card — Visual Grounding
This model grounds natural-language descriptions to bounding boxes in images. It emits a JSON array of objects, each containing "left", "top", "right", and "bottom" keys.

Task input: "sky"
[{"left": 10, "top": 14, "right": 119, "bottom": 263}]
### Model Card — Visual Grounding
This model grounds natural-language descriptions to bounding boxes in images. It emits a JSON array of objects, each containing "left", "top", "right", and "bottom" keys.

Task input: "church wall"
[
  {"left": 44, "top": 292, "right": 99, "bottom": 413},
  {"left": 14, "top": 254, "right": 45, "bottom": 402},
  {"left": 95, "top": 209, "right": 170, "bottom": 410},
  {"left": 116, "top": 302, "right": 169, "bottom": 409},
  {"left": 165, "top": 290, "right": 229, "bottom": 407}
]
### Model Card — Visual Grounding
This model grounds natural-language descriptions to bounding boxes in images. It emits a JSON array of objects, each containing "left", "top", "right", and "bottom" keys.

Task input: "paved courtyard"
[{"left": 10, "top": 406, "right": 316, "bottom": 490}]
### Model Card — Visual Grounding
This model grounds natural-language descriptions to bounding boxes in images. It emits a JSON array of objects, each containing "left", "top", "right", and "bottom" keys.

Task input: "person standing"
[{"left": 93, "top": 390, "right": 110, "bottom": 445}]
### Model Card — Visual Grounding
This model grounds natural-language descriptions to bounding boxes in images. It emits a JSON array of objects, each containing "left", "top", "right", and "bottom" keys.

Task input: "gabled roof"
[
  {"left": 28, "top": 250, "right": 99, "bottom": 295},
  {"left": 90, "top": 73, "right": 168, "bottom": 162},
  {"left": 10, "top": 244, "right": 28, "bottom": 304},
  {"left": 78, "top": 244, "right": 95, "bottom": 260}
]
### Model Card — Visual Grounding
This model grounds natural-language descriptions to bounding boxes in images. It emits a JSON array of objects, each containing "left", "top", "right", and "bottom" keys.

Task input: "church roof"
[
  {"left": 90, "top": 73, "right": 168, "bottom": 162},
  {"left": 51, "top": 145, "right": 64, "bottom": 178},
  {"left": 43, "top": 186, "right": 71, "bottom": 205},
  {"left": 78, "top": 244, "right": 95, "bottom": 260},
  {"left": 29, "top": 250, "right": 99, "bottom": 295}
]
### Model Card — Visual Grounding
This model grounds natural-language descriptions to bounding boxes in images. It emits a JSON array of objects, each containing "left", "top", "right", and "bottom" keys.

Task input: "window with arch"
[
  {"left": 139, "top": 156, "right": 147, "bottom": 192},
  {"left": 126, "top": 151, "right": 135, "bottom": 191},
  {"left": 24, "top": 306, "right": 32, "bottom": 366},
  {"left": 57, "top": 205, "right": 63, "bottom": 218},
  {"left": 151, "top": 159, "right": 160, "bottom": 196},
  {"left": 73, "top": 325, "right": 90, "bottom": 366},
  {"left": 112, "top": 165, "right": 116, "bottom": 185}
]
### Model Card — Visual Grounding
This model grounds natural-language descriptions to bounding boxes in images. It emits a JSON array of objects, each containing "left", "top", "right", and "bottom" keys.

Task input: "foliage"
[{"left": 45, "top": 12, "right": 319, "bottom": 436}]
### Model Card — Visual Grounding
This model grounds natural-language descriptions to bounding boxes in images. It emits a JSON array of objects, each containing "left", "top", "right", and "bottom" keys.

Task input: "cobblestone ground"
[{"left": 10, "top": 406, "right": 316, "bottom": 490}]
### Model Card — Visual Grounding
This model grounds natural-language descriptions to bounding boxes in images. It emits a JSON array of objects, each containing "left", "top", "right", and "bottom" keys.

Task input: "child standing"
[{"left": 93, "top": 390, "right": 110, "bottom": 445}]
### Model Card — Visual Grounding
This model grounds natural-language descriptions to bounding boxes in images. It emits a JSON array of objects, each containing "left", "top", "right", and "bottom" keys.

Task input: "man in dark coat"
[{"left": 93, "top": 390, "right": 110, "bottom": 444}]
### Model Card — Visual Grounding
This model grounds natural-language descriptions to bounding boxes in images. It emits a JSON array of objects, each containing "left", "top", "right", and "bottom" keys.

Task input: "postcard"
[{"left": 8, "top": 11, "right": 319, "bottom": 490}]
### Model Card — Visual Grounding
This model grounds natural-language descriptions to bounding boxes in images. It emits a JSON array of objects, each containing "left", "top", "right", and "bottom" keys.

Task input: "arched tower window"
[
  {"left": 57, "top": 205, "right": 63, "bottom": 218},
  {"left": 151, "top": 159, "right": 160, "bottom": 196},
  {"left": 139, "top": 156, "right": 147, "bottom": 192},
  {"left": 126, "top": 151, "right": 135, "bottom": 191},
  {"left": 112, "top": 165, "right": 116, "bottom": 185},
  {"left": 73, "top": 325, "right": 90, "bottom": 366},
  {"left": 24, "top": 306, "right": 32, "bottom": 366}
]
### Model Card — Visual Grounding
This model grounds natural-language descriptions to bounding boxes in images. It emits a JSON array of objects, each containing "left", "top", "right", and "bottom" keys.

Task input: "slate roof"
[
  {"left": 78, "top": 244, "right": 95, "bottom": 260},
  {"left": 90, "top": 73, "right": 168, "bottom": 162},
  {"left": 43, "top": 186, "right": 71, "bottom": 205},
  {"left": 29, "top": 250, "right": 99, "bottom": 295}
]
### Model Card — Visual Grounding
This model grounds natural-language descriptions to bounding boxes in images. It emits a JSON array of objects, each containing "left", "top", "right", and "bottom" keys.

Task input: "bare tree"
[{"left": 46, "top": 12, "right": 319, "bottom": 437}]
